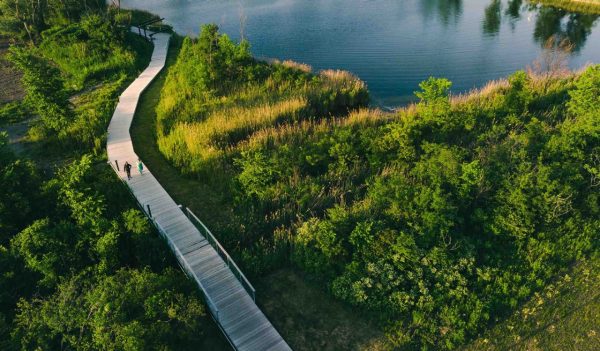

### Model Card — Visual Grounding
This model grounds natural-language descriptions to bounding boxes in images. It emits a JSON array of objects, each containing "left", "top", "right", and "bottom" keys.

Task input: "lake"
[{"left": 121, "top": 0, "right": 600, "bottom": 107}]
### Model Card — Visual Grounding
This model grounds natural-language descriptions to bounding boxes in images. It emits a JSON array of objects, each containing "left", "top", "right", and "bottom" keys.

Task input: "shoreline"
[
  {"left": 119, "top": 2, "right": 600, "bottom": 112},
  {"left": 531, "top": 0, "right": 600, "bottom": 14}
]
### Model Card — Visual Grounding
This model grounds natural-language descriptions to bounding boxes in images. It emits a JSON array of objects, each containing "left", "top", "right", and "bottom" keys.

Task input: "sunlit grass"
[
  {"left": 463, "top": 255, "right": 600, "bottom": 351},
  {"left": 530, "top": 0, "right": 600, "bottom": 14},
  {"left": 155, "top": 33, "right": 369, "bottom": 177}
]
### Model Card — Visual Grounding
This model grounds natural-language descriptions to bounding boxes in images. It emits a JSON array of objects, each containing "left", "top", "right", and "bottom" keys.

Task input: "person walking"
[
  {"left": 137, "top": 158, "right": 144, "bottom": 175},
  {"left": 124, "top": 161, "right": 132, "bottom": 180}
]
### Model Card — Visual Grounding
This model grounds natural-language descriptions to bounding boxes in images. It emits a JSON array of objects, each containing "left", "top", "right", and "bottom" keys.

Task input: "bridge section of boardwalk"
[{"left": 106, "top": 32, "right": 291, "bottom": 351}]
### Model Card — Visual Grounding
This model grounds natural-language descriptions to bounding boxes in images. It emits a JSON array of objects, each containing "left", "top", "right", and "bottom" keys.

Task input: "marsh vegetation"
[{"left": 152, "top": 24, "right": 600, "bottom": 350}]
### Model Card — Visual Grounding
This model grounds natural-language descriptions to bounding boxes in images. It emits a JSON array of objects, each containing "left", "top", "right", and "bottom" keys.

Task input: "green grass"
[
  {"left": 155, "top": 30, "right": 368, "bottom": 178},
  {"left": 18, "top": 27, "right": 153, "bottom": 160},
  {"left": 256, "top": 268, "right": 390, "bottom": 351},
  {"left": 37, "top": 16, "right": 150, "bottom": 91},
  {"left": 463, "top": 255, "right": 600, "bottom": 351},
  {"left": 0, "top": 102, "right": 29, "bottom": 126},
  {"left": 130, "top": 33, "right": 387, "bottom": 351},
  {"left": 130, "top": 35, "right": 234, "bottom": 232},
  {"left": 530, "top": 0, "right": 600, "bottom": 14}
]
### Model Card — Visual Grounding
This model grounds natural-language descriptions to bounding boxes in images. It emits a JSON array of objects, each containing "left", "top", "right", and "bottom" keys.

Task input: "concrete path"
[{"left": 107, "top": 32, "right": 291, "bottom": 351}]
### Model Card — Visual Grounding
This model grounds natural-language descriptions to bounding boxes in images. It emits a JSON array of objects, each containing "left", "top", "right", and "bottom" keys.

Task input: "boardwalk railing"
[
  {"left": 107, "top": 161, "right": 222, "bottom": 323},
  {"left": 152, "top": 218, "right": 222, "bottom": 322},
  {"left": 106, "top": 31, "right": 290, "bottom": 350},
  {"left": 186, "top": 207, "right": 257, "bottom": 302}
]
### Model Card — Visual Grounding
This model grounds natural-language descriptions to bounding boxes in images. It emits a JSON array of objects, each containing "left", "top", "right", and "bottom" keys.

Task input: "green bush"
[
  {"left": 8, "top": 47, "right": 73, "bottom": 137},
  {"left": 0, "top": 10, "right": 220, "bottom": 350},
  {"left": 0, "top": 102, "right": 29, "bottom": 125},
  {"left": 38, "top": 14, "right": 138, "bottom": 90},
  {"left": 158, "top": 56, "right": 600, "bottom": 349},
  {"left": 155, "top": 25, "right": 368, "bottom": 176}
]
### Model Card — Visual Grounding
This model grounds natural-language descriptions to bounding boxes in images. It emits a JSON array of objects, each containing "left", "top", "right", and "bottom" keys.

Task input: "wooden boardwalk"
[{"left": 107, "top": 32, "right": 291, "bottom": 351}]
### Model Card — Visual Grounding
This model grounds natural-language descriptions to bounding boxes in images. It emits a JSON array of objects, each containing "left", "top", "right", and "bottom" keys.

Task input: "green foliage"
[
  {"left": 5, "top": 6, "right": 151, "bottom": 148},
  {"left": 0, "top": 0, "right": 49, "bottom": 42},
  {"left": 70, "top": 76, "right": 129, "bottom": 151},
  {"left": 195, "top": 23, "right": 253, "bottom": 93},
  {"left": 293, "top": 217, "right": 346, "bottom": 278},
  {"left": 505, "top": 70, "right": 533, "bottom": 114},
  {"left": 0, "top": 101, "right": 29, "bottom": 125},
  {"left": 158, "top": 52, "right": 600, "bottom": 350},
  {"left": 236, "top": 150, "right": 281, "bottom": 200},
  {"left": 12, "top": 268, "right": 207, "bottom": 351},
  {"left": 38, "top": 14, "right": 137, "bottom": 89},
  {"left": 465, "top": 255, "right": 600, "bottom": 351},
  {"left": 7, "top": 46, "right": 72, "bottom": 137},
  {"left": 156, "top": 25, "right": 368, "bottom": 176},
  {"left": 0, "top": 10, "right": 220, "bottom": 350},
  {"left": 55, "top": 154, "right": 105, "bottom": 227},
  {"left": 3, "top": 152, "right": 214, "bottom": 348},
  {"left": 11, "top": 218, "right": 81, "bottom": 287},
  {"left": 0, "top": 311, "right": 10, "bottom": 350},
  {"left": 567, "top": 64, "right": 600, "bottom": 117},
  {"left": 416, "top": 77, "right": 452, "bottom": 113},
  {"left": 0, "top": 244, "right": 37, "bottom": 321},
  {"left": 0, "top": 0, "right": 106, "bottom": 42},
  {"left": 0, "top": 132, "right": 41, "bottom": 243}
]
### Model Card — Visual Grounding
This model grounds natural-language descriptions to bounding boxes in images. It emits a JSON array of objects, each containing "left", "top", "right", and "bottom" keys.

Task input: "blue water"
[{"left": 122, "top": 0, "right": 600, "bottom": 107}]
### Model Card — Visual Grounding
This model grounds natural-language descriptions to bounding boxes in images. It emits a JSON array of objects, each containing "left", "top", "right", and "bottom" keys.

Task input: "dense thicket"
[
  {"left": 0, "top": 0, "right": 106, "bottom": 43},
  {"left": 0, "top": 6, "right": 221, "bottom": 351},
  {"left": 156, "top": 25, "right": 599, "bottom": 350},
  {"left": 5, "top": 10, "right": 151, "bottom": 149},
  {"left": 0, "top": 139, "right": 210, "bottom": 350}
]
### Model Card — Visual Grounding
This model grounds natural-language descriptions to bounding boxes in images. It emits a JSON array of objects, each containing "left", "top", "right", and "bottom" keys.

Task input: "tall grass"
[
  {"left": 158, "top": 98, "right": 308, "bottom": 173},
  {"left": 530, "top": 0, "right": 600, "bottom": 14},
  {"left": 37, "top": 15, "right": 150, "bottom": 91},
  {"left": 156, "top": 28, "right": 369, "bottom": 177}
]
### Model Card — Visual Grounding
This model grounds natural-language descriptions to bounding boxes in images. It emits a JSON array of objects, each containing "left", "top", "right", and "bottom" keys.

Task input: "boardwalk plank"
[{"left": 106, "top": 32, "right": 291, "bottom": 351}]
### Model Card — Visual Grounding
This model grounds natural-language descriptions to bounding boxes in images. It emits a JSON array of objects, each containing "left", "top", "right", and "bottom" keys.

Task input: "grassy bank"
[
  {"left": 131, "top": 30, "right": 386, "bottom": 351},
  {"left": 464, "top": 255, "right": 600, "bottom": 351},
  {"left": 146, "top": 24, "right": 600, "bottom": 350},
  {"left": 531, "top": 0, "right": 600, "bottom": 14}
]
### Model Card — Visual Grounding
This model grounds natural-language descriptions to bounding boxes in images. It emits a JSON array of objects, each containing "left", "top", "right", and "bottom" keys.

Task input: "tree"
[
  {"left": 415, "top": 77, "right": 452, "bottom": 123},
  {"left": 12, "top": 269, "right": 207, "bottom": 351},
  {"left": 11, "top": 218, "right": 82, "bottom": 287},
  {"left": 54, "top": 154, "right": 105, "bottom": 229},
  {"left": 0, "top": 0, "right": 48, "bottom": 43},
  {"left": 567, "top": 64, "right": 600, "bottom": 117},
  {"left": 0, "top": 133, "right": 41, "bottom": 242},
  {"left": 0, "top": 0, "right": 107, "bottom": 42}
]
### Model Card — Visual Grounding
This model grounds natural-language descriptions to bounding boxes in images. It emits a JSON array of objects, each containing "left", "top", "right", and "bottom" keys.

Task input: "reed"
[{"left": 280, "top": 59, "right": 312, "bottom": 73}]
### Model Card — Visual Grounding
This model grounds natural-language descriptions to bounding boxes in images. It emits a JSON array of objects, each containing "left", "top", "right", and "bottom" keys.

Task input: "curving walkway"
[{"left": 107, "top": 32, "right": 291, "bottom": 351}]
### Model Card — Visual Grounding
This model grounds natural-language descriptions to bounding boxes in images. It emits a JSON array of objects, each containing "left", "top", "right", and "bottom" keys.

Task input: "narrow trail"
[{"left": 106, "top": 32, "right": 291, "bottom": 351}]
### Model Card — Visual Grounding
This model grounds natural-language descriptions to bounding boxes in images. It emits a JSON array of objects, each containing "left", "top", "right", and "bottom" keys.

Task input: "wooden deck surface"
[{"left": 106, "top": 32, "right": 291, "bottom": 351}]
